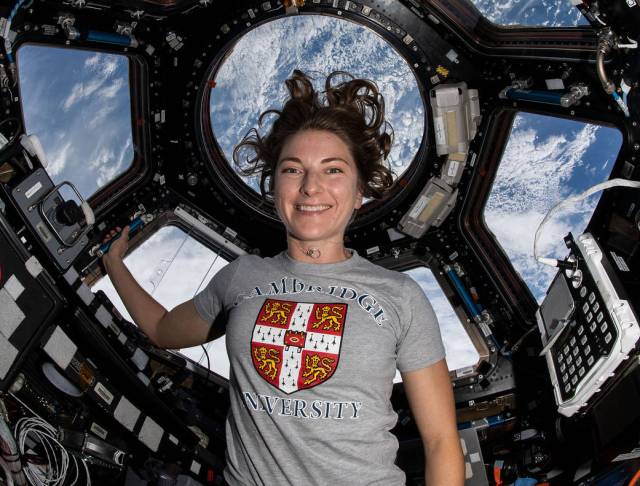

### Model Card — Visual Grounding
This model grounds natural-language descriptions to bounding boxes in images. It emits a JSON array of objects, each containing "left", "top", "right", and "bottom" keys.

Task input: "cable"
[
  {"left": 506, "top": 326, "right": 537, "bottom": 355},
  {"left": 149, "top": 228, "right": 191, "bottom": 295},
  {"left": 11, "top": 415, "right": 88, "bottom": 486},
  {"left": 618, "top": 36, "right": 638, "bottom": 49},
  {"left": 592, "top": 13, "right": 607, "bottom": 26},
  {"left": 193, "top": 251, "right": 220, "bottom": 296},
  {"left": 0, "top": 412, "right": 26, "bottom": 486},
  {"left": 0, "top": 456, "right": 16, "bottom": 486},
  {"left": 534, "top": 178, "right": 640, "bottom": 266},
  {"left": 201, "top": 343, "right": 212, "bottom": 385}
]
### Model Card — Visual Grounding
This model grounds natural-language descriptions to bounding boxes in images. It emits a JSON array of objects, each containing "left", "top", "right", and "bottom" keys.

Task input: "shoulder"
[
  {"left": 354, "top": 253, "right": 414, "bottom": 287},
  {"left": 223, "top": 252, "right": 284, "bottom": 275}
]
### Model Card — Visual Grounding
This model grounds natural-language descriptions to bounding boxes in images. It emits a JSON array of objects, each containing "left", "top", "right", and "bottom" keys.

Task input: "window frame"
[
  {"left": 424, "top": 0, "right": 597, "bottom": 60},
  {"left": 465, "top": 0, "right": 588, "bottom": 29},
  {"left": 460, "top": 106, "right": 626, "bottom": 324},
  {"left": 195, "top": 10, "right": 432, "bottom": 230},
  {"left": 86, "top": 209, "right": 238, "bottom": 381},
  {"left": 15, "top": 41, "right": 151, "bottom": 212},
  {"left": 373, "top": 252, "right": 491, "bottom": 385}
]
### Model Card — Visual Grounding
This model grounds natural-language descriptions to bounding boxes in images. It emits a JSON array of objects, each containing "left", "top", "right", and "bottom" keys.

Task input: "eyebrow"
[{"left": 278, "top": 157, "right": 351, "bottom": 164}]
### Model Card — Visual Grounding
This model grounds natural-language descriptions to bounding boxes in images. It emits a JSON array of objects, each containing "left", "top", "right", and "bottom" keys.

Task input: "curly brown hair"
[{"left": 233, "top": 69, "right": 394, "bottom": 199}]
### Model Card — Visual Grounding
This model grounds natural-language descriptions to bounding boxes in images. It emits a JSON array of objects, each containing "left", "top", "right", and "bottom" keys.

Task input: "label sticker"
[
  {"left": 90, "top": 422, "right": 108, "bottom": 440},
  {"left": 434, "top": 116, "right": 446, "bottom": 146},
  {"left": 447, "top": 160, "right": 460, "bottom": 178},
  {"left": 409, "top": 195, "right": 429, "bottom": 219},
  {"left": 25, "top": 181, "right": 43, "bottom": 199},
  {"left": 479, "top": 322, "right": 492, "bottom": 337},
  {"left": 610, "top": 252, "right": 630, "bottom": 272},
  {"left": 366, "top": 246, "right": 380, "bottom": 255},
  {"left": 94, "top": 382, "right": 115, "bottom": 405}
]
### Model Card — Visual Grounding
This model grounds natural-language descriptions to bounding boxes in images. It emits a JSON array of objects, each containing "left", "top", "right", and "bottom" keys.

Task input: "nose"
[{"left": 300, "top": 169, "right": 322, "bottom": 196}]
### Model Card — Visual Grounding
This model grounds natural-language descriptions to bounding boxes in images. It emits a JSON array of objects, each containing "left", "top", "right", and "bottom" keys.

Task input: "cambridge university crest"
[{"left": 250, "top": 299, "right": 347, "bottom": 394}]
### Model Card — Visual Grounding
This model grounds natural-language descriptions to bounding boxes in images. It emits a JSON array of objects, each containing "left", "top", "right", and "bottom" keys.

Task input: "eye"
[
  {"left": 327, "top": 167, "right": 343, "bottom": 174},
  {"left": 281, "top": 167, "right": 300, "bottom": 174}
]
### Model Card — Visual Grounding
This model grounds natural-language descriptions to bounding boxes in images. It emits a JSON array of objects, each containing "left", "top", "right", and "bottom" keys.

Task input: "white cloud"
[
  {"left": 62, "top": 55, "right": 122, "bottom": 112},
  {"left": 406, "top": 268, "right": 480, "bottom": 371},
  {"left": 85, "top": 52, "right": 118, "bottom": 78},
  {"left": 63, "top": 77, "right": 109, "bottom": 111},
  {"left": 98, "top": 77, "right": 125, "bottom": 99},
  {"left": 46, "top": 139, "right": 73, "bottom": 177},
  {"left": 211, "top": 15, "right": 424, "bottom": 192},
  {"left": 486, "top": 116, "right": 605, "bottom": 301},
  {"left": 96, "top": 138, "right": 133, "bottom": 188},
  {"left": 471, "top": 0, "right": 583, "bottom": 26}
]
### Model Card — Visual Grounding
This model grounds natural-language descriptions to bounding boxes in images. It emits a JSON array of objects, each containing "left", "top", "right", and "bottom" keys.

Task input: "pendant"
[{"left": 306, "top": 247, "right": 321, "bottom": 259}]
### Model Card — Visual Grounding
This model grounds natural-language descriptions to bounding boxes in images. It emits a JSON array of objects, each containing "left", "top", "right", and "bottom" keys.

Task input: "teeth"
[{"left": 296, "top": 204, "right": 331, "bottom": 212}]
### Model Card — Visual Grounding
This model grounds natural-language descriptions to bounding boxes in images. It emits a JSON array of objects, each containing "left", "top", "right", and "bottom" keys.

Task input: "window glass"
[
  {"left": 404, "top": 268, "right": 480, "bottom": 372},
  {"left": 92, "top": 226, "right": 231, "bottom": 378},
  {"left": 484, "top": 113, "right": 622, "bottom": 302},
  {"left": 17, "top": 45, "right": 134, "bottom": 198},
  {"left": 209, "top": 14, "right": 424, "bottom": 195},
  {"left": 470, "top": 0, "right": 588, "bottom": 27}
]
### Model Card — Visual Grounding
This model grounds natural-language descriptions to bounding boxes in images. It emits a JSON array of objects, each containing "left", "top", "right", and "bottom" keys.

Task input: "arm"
[
  {"left": 102, "top": 226, "right": 223, "bottom": 349},
  {"left": 401, "top": 359, "right": 465, "bottom": 486}
]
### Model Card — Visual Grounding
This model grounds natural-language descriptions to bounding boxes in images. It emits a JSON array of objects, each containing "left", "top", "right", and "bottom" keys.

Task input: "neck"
[{"left": 286, "top": 236, "right": 352, "bottom": 264}]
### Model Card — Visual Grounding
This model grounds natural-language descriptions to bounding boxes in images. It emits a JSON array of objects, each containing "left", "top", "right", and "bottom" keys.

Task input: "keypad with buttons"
[
  {"left": 538, "top": 233, "right": 639, "bottom": 418},
  {"left": 551, "top": 274, "right": 618, "bottom": 401}
]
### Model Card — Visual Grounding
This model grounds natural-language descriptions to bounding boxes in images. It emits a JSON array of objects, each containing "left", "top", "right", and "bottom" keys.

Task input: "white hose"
[{"left": 534, "top": 178, "right": 640, "bottom": 264}]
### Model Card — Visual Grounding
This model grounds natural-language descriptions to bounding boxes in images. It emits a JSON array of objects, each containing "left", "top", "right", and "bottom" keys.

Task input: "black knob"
[{"left": 55, "top": 200, "right": 83, "bottom": 226}]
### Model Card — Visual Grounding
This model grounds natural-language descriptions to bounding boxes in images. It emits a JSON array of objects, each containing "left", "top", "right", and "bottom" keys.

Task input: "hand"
[{"left": 101, "top": 225, "right": 130, "bottom": 269}]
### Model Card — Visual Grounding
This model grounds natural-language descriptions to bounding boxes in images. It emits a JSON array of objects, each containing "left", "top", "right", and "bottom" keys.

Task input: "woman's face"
[{"left": 273, "top": 129, "right": 363, "bottom": 247}]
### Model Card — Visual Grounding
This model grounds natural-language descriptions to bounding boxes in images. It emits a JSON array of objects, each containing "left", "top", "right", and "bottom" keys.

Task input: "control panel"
[{"left": 537, "top": 233, "right": 640, "bottom": 417}]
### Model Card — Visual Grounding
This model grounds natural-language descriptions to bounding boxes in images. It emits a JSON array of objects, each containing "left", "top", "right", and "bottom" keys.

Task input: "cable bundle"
[
  {"left": 0, "top": 413, "right": 25, "bottom": 486},
  {"left": 13, "top": 417, "right": 90, "bottom": 486}
]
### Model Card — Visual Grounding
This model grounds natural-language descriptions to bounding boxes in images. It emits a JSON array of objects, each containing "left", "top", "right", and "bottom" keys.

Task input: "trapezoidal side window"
[
  {"left": 92, "top": 225, "right": 231, "bottom": 378},
  {"left": 17, "top": 45, "right": 135, "bottom": 199},
  {"left": 390, "top": 267, "right": 480, "bottom": 383},
  {"left": 469, "top": 0, "right": 588, "bottom": 27},
  {"left": 484, "top": 113, "right": 622, "bottom": 302}
]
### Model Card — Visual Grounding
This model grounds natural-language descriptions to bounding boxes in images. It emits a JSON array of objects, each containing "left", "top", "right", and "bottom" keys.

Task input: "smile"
[{"left": 295, "top": 204, "right": 332, "bottom": 212}]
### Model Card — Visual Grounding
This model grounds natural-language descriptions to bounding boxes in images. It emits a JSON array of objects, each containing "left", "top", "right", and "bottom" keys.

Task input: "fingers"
[{"left": 102, "top": 225, "right": 130, "bottom": 243}]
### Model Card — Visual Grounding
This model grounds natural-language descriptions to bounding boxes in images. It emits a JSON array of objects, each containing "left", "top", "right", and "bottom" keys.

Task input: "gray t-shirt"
[{"left": 194, "top": 250, "right": 445, "bottom": 486}]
